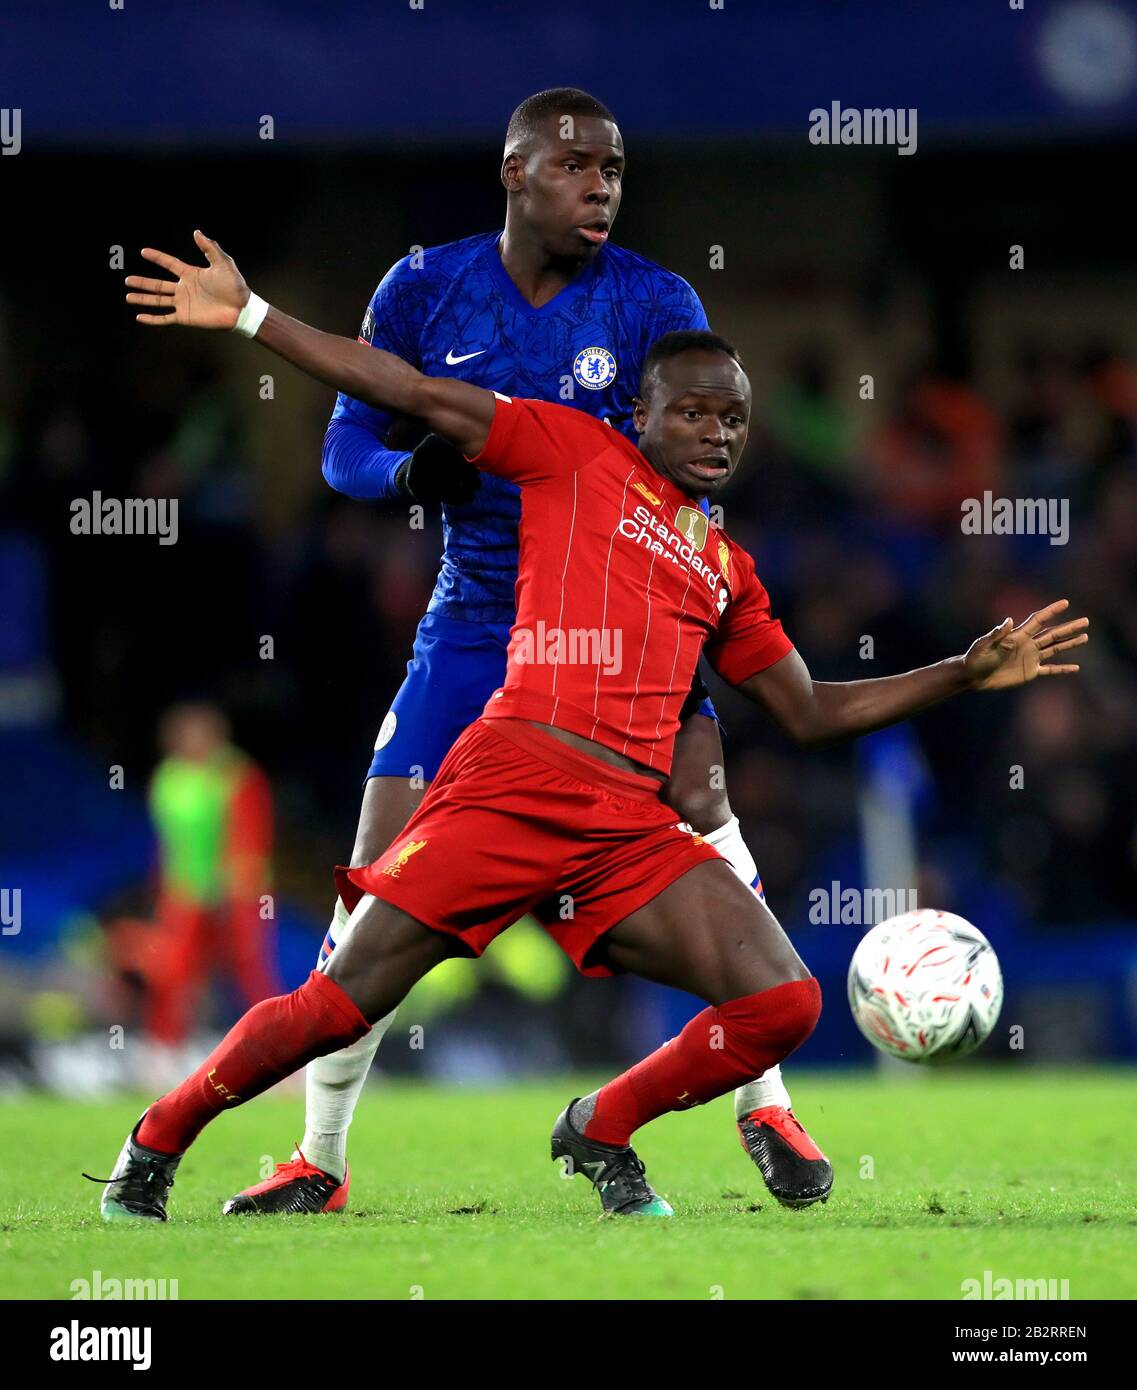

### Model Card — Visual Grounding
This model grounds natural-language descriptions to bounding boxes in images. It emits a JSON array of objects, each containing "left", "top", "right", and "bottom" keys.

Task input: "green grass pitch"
[{"left": 2, "top": 1068, "right": 1133, "bottom": 1300}]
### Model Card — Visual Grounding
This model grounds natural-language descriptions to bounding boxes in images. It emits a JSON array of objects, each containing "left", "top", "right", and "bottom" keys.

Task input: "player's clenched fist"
[
  {"left": 963, "top": 599, "right": 1089, "bottom": 691},
  {"left": 125, "top": 230, "right": 249, "bottom": 330},
  {"left": 396, "top": 434, "right": 482, "bottom": 506}
]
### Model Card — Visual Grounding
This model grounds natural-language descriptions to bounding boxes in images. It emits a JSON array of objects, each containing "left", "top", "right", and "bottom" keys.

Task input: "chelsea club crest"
[{"left": 573, "top": 346, "right": 617, "bottom": 391}]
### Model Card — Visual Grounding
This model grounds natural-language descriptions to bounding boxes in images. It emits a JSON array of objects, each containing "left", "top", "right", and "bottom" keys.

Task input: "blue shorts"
[{"left": 366, "top": 611, "right": 717, "bottom": 783}]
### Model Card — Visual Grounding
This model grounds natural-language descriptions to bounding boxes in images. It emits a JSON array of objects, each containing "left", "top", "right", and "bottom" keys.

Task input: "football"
[{"left": 847, "top": 910, "right": 1004, "bottom": 1063}]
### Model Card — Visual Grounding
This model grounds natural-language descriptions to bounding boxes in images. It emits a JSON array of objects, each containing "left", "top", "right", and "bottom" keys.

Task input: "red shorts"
[{"left": 342, "top": 717, "right": 723, "bottom": 977}]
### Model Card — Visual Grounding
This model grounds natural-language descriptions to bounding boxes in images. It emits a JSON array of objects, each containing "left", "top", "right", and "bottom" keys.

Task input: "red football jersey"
[{"left": 469, "top": 395, "right": 794, "bottom": 774}]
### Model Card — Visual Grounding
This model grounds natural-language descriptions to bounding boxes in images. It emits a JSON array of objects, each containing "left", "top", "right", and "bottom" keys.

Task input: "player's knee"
[
  {"left": 780, "top": 977, "right": 823, "bottom": 1051},
  {"left": 669, "top": 781, "right": 732, "bottom": 836},
  {"left": 724, "top": 977, "right": 822, "bottom": 1063}
]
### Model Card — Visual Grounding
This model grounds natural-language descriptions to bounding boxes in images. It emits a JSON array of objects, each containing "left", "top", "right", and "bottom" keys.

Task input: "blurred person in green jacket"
[{"left": 147, "top": 702, "right": 278, "bottom": 1043}]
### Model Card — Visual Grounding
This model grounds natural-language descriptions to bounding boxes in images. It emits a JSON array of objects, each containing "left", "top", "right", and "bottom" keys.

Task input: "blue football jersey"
[{"left": 325, "top": 231, "right": 709, "bottom": 624}]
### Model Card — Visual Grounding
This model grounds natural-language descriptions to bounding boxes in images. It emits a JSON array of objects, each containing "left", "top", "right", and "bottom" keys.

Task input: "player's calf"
[
  {"left": 88, "top": 971, "right": 371, "bottom": 1222},
  {"left": 678, "top": 829, "right": 830, "bottom": 1207},
  {"left": 574, "top": 978, "right": 823, "bottom": 1150}
]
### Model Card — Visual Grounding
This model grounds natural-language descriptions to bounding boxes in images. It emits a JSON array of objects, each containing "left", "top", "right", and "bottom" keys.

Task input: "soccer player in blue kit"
[{"left": 223, "top": 88, "right": 832, "bottom": 1215}]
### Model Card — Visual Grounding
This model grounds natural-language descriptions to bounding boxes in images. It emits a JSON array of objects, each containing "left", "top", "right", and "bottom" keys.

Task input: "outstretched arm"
[
  {"left": 738, "top": 601, "right": 1089, "bottom": 747},
  {"left": 125, "top": 231, "right": 494, "bottom": 458}
]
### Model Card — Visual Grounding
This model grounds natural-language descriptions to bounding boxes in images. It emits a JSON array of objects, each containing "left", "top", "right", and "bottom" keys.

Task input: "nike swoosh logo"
[{"left": 445, "top": 348, "right": 486, "bottom": 365}]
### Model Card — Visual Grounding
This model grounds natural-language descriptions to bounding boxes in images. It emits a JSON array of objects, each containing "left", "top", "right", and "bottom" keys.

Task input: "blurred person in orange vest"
[{"left": 147, "top": 702, "right": 279, "bottom": 1044}]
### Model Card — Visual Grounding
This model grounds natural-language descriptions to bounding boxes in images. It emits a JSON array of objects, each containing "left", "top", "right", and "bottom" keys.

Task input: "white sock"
[
  {"left": 734, "top": 1067, "right": 793, "bottom": 1117},
  {"left": 296, "top": 896, "right": 397, "bottom": 1180},
  {"left": 703, "top": 816, "right": 796, "bottom": 1120},
  {"left": 703, "top": 814, "right": 762, "bottom": 894}
]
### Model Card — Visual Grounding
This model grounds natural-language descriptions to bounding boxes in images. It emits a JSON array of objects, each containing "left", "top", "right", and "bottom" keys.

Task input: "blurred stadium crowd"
[{"left": 1, "top": 138, "right": 1135, "bottom": 1082}]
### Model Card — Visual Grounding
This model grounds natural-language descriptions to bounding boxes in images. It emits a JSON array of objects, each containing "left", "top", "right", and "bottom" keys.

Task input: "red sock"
[
  {"left": 581, "top": 978, "right": 821, "bottom": 1146},
  {"left": 137, "top": 970, "right": 370, "bottom": 1154}
]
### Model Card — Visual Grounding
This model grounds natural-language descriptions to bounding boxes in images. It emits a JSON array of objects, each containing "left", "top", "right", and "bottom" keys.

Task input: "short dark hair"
[
  {"left": 640, "top": 330, "right": 743, "bottom": 397},
  {"left": 504, "top": 88, "right": 617, "bottom": 157}
]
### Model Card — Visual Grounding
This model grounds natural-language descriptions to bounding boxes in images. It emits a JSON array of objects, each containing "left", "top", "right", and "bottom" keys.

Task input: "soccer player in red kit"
[{"left": 98, "top": 235, "right": 1089, "bottom": 1220}]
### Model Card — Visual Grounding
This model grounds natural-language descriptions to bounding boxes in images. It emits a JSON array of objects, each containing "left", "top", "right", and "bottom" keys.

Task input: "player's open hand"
[
  {"left": 964, "top": 600, "right": 1089, "bottom": 691},
  {"left": 125, "top": 231, "right": 249, "bottom": 330}
]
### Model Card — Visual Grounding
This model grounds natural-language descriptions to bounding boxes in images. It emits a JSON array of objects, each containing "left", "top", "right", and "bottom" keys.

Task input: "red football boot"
[
  {"left": 737, "top": 1105, "right": 832, "bottom": 1208},
  {"left": 222, "top": 1149, "right": 349, "bottom": 1215}
]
